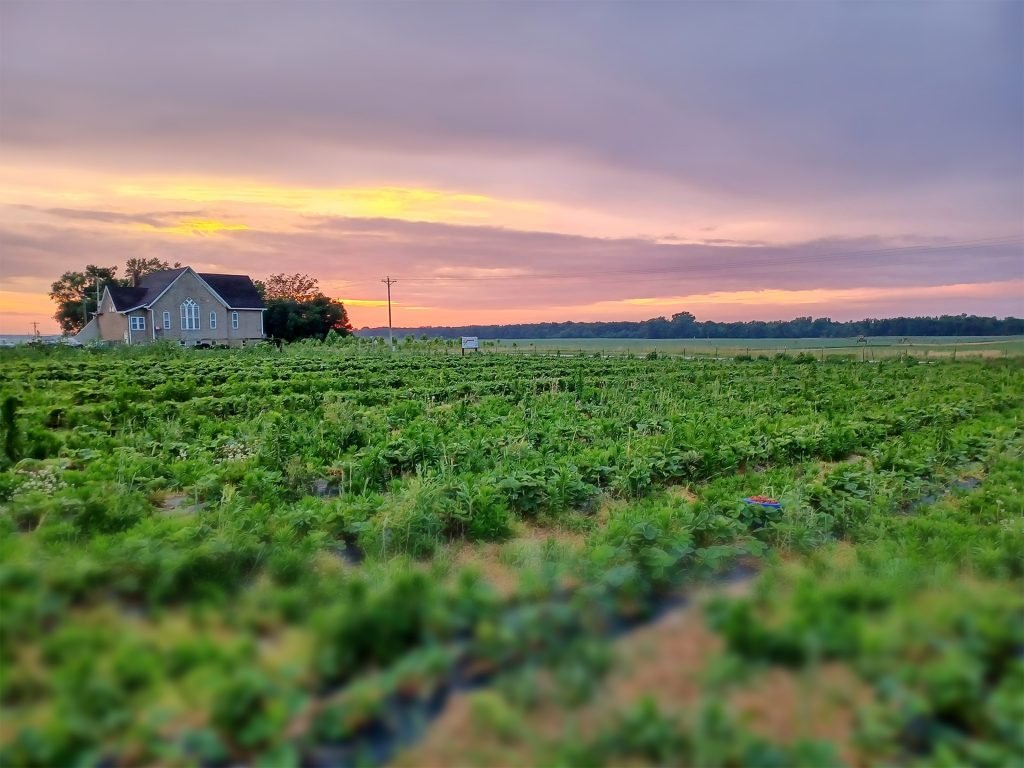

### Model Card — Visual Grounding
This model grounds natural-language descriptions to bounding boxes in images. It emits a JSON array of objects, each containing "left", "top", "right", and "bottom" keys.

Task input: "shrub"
[
  {"left": 359, "top": 484, "right": 445, "bottom": 559},
  {"left": 314, "top": 571, "right": 435, "bottom": 685},
  {"left": 210, "top": 667, "right": 286, "bottom": 751}
]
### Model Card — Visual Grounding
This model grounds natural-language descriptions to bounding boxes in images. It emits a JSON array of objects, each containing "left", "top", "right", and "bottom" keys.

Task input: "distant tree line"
[{"left": 357, "top": 311, "right": 1024, "bottom": 340}]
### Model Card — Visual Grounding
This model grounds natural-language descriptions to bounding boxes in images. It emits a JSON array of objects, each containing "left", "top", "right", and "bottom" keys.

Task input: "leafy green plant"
[{"left": 211, "top": 667, "right": 288, "bottom": 752}]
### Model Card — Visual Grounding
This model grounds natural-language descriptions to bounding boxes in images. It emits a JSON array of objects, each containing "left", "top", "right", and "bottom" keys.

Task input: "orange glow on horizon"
[
  {"left": 604, "top": 281, "right": 1024, "bottom": 310},
  {"left": 332, "top": 279, "right": 1024, "bottom": 330},
  {"left": 5, "top": 279, "right": 1021, "bottom": 336}
]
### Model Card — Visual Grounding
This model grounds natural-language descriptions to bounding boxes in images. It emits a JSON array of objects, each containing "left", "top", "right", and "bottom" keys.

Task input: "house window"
[
  {"left": 231, "top": 311, "right": 239, "bottom": 329},
  {"left": 130, "top": 315, "right": 146, "bottom": 331},
  {"left": 181, "top": 299, "right": 200, "bottom": 330},
  {"left": 163, "top": 311, "right": 171, "bottom": 330},
  {"left": 209, "top": 311, "right": 217, "bottom": 330}
]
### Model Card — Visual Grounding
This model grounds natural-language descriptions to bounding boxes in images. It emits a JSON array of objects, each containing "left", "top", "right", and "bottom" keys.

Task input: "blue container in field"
[{"left": 743, "top": 497, "right": 782, "bottom": 508}]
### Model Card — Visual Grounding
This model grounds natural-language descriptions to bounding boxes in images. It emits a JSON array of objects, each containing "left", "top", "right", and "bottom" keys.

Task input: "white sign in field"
[{"left": 461, "top": 336, "right": 479, "bottom": 350}]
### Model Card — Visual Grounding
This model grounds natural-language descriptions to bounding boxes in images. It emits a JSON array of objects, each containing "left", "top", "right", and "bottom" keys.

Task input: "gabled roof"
[
  {"left": 104, "top": 267, "right": 265, "bottom": 311},
  {"left": 106, "top": 285, "right": 152, "bottom": 311},
  {"left": 197, "top": 274, "right": 265, "bottom": 309},
  {"left": 139, "top": 267, "right": 190, "bottom": 298},
  {"left": 106, "top": 268, "right": 188, "bottom": 311}
]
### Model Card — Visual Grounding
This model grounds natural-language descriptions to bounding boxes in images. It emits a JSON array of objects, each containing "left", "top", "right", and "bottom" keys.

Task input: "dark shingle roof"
[
  {"left": 105, "top": 268, "right": 264, "bottom": 311},
  {"left": 198, "top": 274, "right": 265, "bottom": 309},
  {"left": 107, "top": 268, "right": 188, "bottom": 311},
  {"left": 106, "top": 285, "right": 150, "bottom": 311},
  {"left": 137, "top": 267, "right": 189, "bottom": 295}
]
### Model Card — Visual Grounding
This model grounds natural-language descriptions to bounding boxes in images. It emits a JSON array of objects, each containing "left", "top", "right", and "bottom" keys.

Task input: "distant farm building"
[{"left": 77, "top": 267, "right": 265, "bottom": 346}]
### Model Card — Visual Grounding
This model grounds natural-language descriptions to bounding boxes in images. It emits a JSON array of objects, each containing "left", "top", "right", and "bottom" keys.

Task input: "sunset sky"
[{"left": 1, "top": 1, "right": 1021, "bottom": 334}]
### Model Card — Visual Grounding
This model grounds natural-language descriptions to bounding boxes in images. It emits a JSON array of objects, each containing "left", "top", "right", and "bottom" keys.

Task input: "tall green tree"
[
  {"left": 124, "top": 257, "right": 181, "bottom": 286},
  {"left": 257, "top": 273, "right": 322, "bottom": 303},
  {"left": 50, "top": 259, "right": 184, "bottom": 334},
  {"left": 255, "top": 272, "right": 353, "bottom": 342},
  {"left": 264, "top": 295, "right": 353, "bottom": 342},
  {"left": 49, "top": 265, "right": 119, "bottom": 334}
]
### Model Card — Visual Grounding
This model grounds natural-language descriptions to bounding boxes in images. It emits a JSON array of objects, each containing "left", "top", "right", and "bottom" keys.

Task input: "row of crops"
[{"left": 0, "top": 345, "right": 1021, "bottom": 766}]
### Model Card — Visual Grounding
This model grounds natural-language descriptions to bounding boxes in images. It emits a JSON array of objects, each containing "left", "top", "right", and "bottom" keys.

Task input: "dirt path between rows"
[{"left": 395, "top": 574, "right": 869, "bottom": 767}]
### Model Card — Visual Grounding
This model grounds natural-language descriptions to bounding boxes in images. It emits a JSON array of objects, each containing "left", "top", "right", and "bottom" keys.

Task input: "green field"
[
  {"left": 1, "top": 346, "right": 1022, "bottom": 766},
  {"left": 489, "top": 335, "right": 1024, "bottom": 359}
]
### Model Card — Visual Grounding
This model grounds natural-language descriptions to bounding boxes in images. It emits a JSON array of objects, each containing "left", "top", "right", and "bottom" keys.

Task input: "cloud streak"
[{"left": 2, "top": 205, "right": 1020, "bottom": 332}]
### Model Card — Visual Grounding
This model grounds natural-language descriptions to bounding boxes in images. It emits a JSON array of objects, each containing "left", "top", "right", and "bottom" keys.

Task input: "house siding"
[
  {"left": 96, "top": 273, "right": 264, "bottom": 346},
  {"left": 125, "top": 310, "right": 151, "bottom": 345},
  {"left": 75, "top": 318, "right": 100, "bottom": 343},
  {"left": 96, "top": 290, "right": 128, "bottom": 342},
  {"left": 149, "top": 271, "right": 263, "bottom": 346},
  {"left": 231, "top": 308, "right": 264, "bottom": 341}
]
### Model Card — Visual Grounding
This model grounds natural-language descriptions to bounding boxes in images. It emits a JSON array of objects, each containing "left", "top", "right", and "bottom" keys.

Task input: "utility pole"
[
  {"left": 31, "top": 322, "right": 40, "bottom": 338},
  {"left": 381, "top": 276, "right": 397, "bottom": 350}
]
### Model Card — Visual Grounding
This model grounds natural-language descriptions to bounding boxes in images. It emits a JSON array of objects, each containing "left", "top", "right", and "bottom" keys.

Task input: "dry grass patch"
[
  {"left": 730, "top": 663, "right": 872, "bottom": 766},
  {"left": 451, "top": 541, "right": 521, "bottom": 598},
  {"left": 666, "top": 484, "right": 698, "bottom": 503},
  {"left": 814, "top": 454, "right": 868, "bottom": 480},
  {"left": 448, "top": 523, "right": 587, "bottom": 598}
]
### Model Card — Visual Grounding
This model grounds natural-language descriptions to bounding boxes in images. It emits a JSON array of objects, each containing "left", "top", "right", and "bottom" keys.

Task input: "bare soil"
[{"left": 395, "top": 574, "right": 869, "bottom": 767}]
